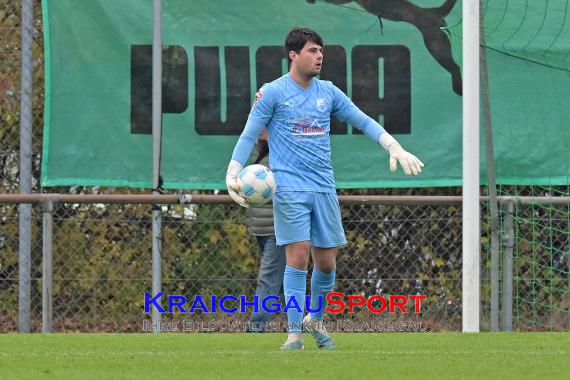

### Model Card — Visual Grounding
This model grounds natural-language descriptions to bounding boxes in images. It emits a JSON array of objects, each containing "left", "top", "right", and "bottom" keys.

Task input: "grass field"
[{"left": 1, "top": 332, "right": 568, "bottom": 379}]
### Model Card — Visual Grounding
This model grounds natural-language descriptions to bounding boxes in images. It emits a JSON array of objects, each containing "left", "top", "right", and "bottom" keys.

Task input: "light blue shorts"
[{"left": 273, "top": 191, "right": 347, "bottom": 248}]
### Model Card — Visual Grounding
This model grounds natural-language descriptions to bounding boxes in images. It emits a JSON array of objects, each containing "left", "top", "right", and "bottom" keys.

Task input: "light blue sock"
[
  {"left": 283, "top": 265, "right": 307, "bottom": 333},
  {"left": 310, "top": 267, "right": 336, "bottom": 321}
]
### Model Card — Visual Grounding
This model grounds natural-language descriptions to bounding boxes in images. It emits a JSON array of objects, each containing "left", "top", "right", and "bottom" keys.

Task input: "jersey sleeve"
[
  {"left": 230, "top": 84, "right": 277, "bottom": 165},
  {"left": 330, "top": 84, "right": 386, "bottom": 144}
]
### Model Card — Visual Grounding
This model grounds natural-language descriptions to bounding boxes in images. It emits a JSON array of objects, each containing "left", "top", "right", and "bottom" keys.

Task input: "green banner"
[{"left": 41, "top": 0, "right": 569, "bottom": 189}]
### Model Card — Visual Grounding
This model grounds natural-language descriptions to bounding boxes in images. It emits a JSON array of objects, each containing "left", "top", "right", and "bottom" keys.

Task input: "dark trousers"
[{"left": 249, "top": 235, "right": 286, "bottom": 330}]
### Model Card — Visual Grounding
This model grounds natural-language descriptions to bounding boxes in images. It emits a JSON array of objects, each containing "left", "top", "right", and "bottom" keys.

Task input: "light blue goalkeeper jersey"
[{"left": 231, "top": 74, "right": 386, "bottom": 193}]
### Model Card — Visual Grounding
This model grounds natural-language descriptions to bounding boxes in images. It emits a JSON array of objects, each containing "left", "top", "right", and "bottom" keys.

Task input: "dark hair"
[{"left": 284, "top": 27, "right": 324, "bottom": 62}]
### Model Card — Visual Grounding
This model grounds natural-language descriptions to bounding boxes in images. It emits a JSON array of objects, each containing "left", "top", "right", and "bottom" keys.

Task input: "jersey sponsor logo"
[{"left": 291, "top": 119, "right": 325, "bottom": 136}]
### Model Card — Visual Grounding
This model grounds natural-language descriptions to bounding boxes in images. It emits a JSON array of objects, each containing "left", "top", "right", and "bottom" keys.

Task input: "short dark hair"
[{"left": 284, "top": 27, "right": 324, "bottom": 62}]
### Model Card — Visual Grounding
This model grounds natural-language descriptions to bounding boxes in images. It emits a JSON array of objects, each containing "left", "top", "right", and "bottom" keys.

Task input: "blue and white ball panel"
[{"left": 237, "top": 164, "right": 276, "bottom": 205}]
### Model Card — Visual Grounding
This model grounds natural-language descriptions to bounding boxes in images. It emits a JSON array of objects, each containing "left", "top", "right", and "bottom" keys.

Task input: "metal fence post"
[
  {"left": 42, "top": 200, "right": 54, "bottom": 333},
  {"left": 152, "top": 206, "right": 162, "bottom": 332},
  {"left": 151, "top": 0, "right": 163, "bottom": 333},
  {"left": 18, "top": 0, "right": 34, "bottom": 334},
  {"left": 501, "top": 198, "right": 515, "bottom": 331},
  {"left": 480, "top": 0, "right": 500, "bottom": 332}
]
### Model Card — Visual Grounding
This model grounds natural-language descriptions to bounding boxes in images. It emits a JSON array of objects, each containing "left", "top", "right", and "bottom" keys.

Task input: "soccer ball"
[{"left": 237, "top": 164, "right": 276, "bottom": 205}]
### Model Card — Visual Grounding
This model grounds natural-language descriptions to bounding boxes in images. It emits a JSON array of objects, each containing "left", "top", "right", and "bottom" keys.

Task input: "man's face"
[{"left": 291, "top": 41, "right": 323, "bottom": 78}]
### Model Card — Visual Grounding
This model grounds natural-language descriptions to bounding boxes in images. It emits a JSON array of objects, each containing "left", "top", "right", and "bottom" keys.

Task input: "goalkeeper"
[{"left": 226, "top": 27, "right": 424, "bottom": 350}]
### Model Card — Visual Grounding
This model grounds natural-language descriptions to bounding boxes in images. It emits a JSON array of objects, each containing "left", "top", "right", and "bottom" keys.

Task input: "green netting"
[
  {"left": 500, "top": 185, "right": 569, "bottom": 331},
  {"left": 444, "top": 0, "right": 570, "bottom": 72},
  {"left": 483, "top": 1, "right": 569, "bottom": 330},
  {"left": 443, "top": 1, "right": 570, "bottom": 330}
]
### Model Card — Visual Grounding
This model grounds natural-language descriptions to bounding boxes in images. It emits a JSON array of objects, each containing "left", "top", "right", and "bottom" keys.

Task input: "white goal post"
[{"left": 462, "top": 0, "right": 480, "bottom": 332}]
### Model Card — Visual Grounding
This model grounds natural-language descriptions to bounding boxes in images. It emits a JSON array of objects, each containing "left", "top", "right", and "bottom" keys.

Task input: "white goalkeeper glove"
[
  {"left": 380, "top": 133, "right": 424, "bottom": 176},
  {"left": 226, "top": 160, "right": 249, "bottom": 208}
]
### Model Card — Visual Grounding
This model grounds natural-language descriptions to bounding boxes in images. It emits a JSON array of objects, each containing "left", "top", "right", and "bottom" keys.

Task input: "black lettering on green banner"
[
  {"left": 130, "top": 45, "right": 188, "bottom": 134},
  {"left": 319, "top": 45, "right": 348, "bottom": 135},
  {"left": 194, "top": 46, "right": 251, "bottom": 135},
  {"left": 352, "top": 45, "right": 411, "bottom": 134}
]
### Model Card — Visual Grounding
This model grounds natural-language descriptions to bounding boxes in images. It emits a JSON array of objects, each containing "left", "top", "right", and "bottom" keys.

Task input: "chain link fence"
[
  {"left": 2, "top": 193, "right": 569, "bottom": 333},
  {"left": 1, "top": 196, "right": 470, "bottom": 332},
  {"left": 0, "top": 0, "right": 44, "bottom": 194},
  {"left": 1, "top": 1, "right": 568, "bottom": 333}
]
